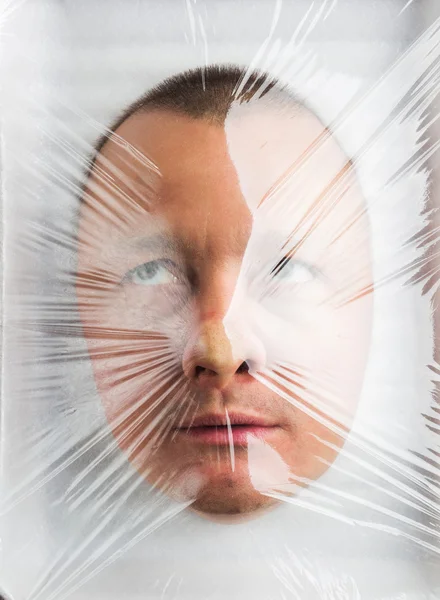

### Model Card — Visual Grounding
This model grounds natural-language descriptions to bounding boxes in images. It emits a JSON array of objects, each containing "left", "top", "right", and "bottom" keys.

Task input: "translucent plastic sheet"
[{"left": 1, "top": 1, "right": 440, "bottom": 598}]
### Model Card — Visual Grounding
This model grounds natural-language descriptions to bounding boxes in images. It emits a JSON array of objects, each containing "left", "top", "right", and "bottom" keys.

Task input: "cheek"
[
  {"left": 78, "top": 284, "right": 194, "bottom": 413},
  {"left": 254, "top": 292, "right": 373, "bottom": 417}
]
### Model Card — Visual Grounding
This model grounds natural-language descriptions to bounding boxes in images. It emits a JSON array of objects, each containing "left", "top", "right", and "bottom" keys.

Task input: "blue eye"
[
  {"left": 125, "top": 260, "right": 178, "bottom": 286},
  {"left": 271, "top": 256, "right": 316, "bottom": 283}
]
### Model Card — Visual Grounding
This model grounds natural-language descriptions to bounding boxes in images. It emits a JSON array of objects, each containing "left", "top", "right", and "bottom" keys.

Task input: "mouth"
[{"left": 174, "top": 413, "right": 280, "bottom": 445}]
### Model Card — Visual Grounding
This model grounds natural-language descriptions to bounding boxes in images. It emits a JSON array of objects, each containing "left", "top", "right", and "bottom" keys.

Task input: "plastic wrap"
[{"left": 1, "top": 1, "right": 440, "bottom": 598}]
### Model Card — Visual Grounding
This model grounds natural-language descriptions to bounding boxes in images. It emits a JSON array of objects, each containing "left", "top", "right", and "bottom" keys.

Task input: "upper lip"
[{"left": 176, "top": 413, "right": 277, "bottom": 429}]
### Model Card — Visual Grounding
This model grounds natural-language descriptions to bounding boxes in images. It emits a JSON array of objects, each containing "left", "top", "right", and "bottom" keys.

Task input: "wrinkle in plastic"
[{"left": 1, "top": 1, "right": 440, "bottom": 599}]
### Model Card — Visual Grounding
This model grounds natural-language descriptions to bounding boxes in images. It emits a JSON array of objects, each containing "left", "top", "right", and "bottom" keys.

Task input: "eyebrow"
[
  {"left": 118, "top": 232, "right": 178, "bottom": 253},
  {"left": 117, "top": 228, "right": 305, "bottom": 260}
]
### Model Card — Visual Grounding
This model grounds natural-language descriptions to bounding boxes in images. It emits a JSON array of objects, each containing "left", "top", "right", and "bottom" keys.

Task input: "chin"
[
  {"left": 191, "top": 483, "right": 279, "bottom": 516},
  {"left": 145, "top": 457, "right": 280, "bottom": 517},
  {"left": 186, "top": 464, "right": 281, "bottom": 516}
]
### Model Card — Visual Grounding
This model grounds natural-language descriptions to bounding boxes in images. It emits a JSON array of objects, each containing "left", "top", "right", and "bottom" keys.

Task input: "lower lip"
[{"left": 175, "top": 425, "right": 278, "bottom": 445}]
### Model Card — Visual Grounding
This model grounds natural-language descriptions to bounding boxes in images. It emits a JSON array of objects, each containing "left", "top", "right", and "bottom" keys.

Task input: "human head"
[{"left": 76, "top": 64, "right": 373, "bottom": 516}]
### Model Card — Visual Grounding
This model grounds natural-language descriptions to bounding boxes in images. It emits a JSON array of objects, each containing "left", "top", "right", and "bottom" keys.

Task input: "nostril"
[
  {"left": 195, "top": 365, "right": 206, "bottom": 377},
  {"left": 193, "top": 362, "right": 249, "bottom": 379},
  {"left": 194, "top": 365, "right": 218, "bottom": 378},
  {"left": 236, "top": 361, "right": 249, "bottom": 374}
]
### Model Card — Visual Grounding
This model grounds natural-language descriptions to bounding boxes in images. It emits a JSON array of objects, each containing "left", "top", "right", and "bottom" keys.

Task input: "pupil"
[{"left": 141, "top": 262, "right": 159, "bottom": 278}]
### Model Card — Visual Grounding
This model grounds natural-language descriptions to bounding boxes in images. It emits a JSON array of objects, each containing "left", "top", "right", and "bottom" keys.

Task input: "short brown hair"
[{"left": 93, "top": 64, "right": 300, "bottom": 157}]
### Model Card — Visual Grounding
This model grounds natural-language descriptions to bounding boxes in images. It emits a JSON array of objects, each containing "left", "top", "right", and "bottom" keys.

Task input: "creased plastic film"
[{"left": 1, "top": 1, "right": 440, "bottom": 599}]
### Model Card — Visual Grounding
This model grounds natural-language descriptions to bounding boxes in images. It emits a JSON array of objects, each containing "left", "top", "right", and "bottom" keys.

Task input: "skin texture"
[{"left": 76, "top": 101, "right": 373, "bottom": 515}]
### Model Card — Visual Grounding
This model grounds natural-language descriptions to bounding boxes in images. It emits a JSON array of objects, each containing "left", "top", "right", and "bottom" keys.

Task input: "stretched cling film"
[{"left": 0, "top": 1, "right": 439, "bottom": 599}]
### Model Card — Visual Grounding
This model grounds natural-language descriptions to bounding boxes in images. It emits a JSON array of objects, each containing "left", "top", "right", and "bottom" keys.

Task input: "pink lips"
[{"left": 175, "top": 413, "right": 279, "bottom": 445}]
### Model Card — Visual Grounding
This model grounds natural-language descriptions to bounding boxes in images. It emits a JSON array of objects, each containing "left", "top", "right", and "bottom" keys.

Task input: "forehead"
[{"left": 80, "top": 105, "right": 365, "bottom": 248}]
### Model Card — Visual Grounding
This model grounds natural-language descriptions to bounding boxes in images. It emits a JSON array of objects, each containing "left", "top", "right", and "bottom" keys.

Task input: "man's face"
[{"left": 76, "top": 101, "right": 373, "bottom": 515}]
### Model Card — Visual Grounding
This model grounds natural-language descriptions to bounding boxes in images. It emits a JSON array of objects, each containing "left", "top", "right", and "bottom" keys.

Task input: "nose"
[{"left": 182, "top": 320, "right": 253, "bottom": 389}]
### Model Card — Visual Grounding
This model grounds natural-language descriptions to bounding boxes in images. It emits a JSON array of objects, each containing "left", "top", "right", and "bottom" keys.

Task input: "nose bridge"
[
  {"left": 182, "top": 268, "right": 266, "bottom": 387},
  {"left": 181, "top": 266, "right": 242, "bottom": 385},
  {"left": 181, "top": 200, "right": 263, "bottom": 386},
  {"left": 196, "top": 261, "right": 241, "bottom": 321}
]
